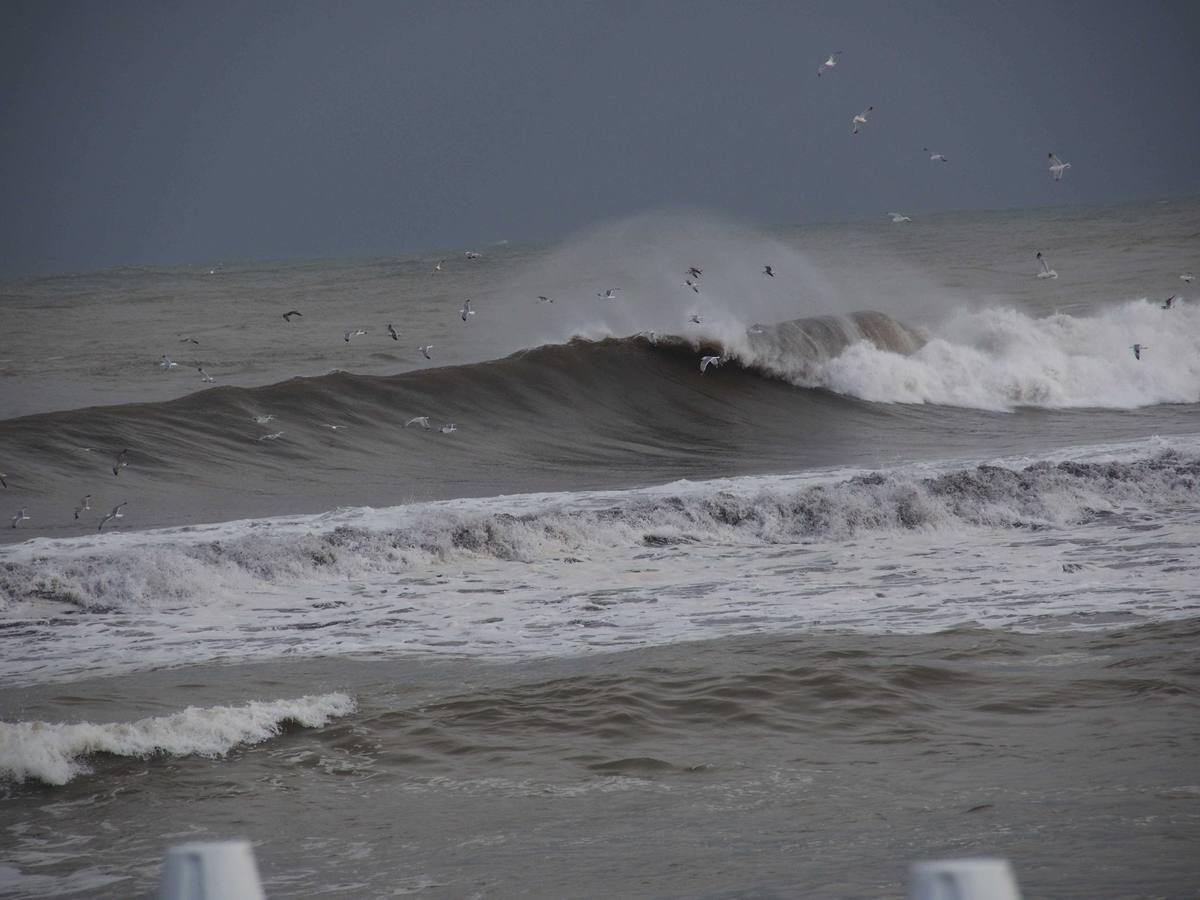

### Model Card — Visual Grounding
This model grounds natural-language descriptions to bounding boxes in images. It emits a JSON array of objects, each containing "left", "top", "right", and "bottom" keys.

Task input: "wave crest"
[{"left": 0, "top": 693, "right": 356, "bottom": 785}]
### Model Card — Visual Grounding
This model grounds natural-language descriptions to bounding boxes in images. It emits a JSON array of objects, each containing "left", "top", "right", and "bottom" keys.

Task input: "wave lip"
[{"left": 0, "top": 692, "right": 356, "bottom": 785}]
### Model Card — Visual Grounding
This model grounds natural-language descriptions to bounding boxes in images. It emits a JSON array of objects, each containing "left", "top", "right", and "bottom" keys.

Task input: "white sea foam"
[
  {"left": 0, "top": 693, "right": 356, "bottom": 785},
  {"left": 1, "top": 438, "right": 1197, "bottom": 685},
  {"left": 758, "top": 300, "right": 1200, "bottom": 410}
]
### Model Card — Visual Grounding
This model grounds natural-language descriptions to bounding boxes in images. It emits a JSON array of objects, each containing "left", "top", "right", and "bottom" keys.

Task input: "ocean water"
[{"left": 1, "top": 198, "right": 1199, "bottom": 898}]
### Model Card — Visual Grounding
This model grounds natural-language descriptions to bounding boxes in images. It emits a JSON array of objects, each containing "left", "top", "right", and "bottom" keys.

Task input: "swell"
[{"left": 0, "top": 313, "right": 925, "bottom": 536}]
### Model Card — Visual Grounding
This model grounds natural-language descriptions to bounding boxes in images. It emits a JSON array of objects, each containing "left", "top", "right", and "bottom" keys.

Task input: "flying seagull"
[
  {"left": 159, "top": 355, "right": 178, "bottom": 369},
  {"left": 537, "top": 295, "right": 553, "bottom": 303},
  {"left": 1036, "top": 252, "right": 1058, "bottom": 279},
  {"left": 256, "top": 431, "right": 284, "bottom": 442},
  {"left": 74, "top": 494, "right": 91, "bottom": 519},
  {"left": 817, "top": 51, "right": 842, "bottom": 77},
  {"left": 321, "top": 424, "right": 347, "bottom": 431},
  {"left": 852, "top": 106, "right": 873, "bottom": 134},
  {"left": 432, "top": 260, "right": 445, "bottom": 274},
  {"left": 460, "top": 299, "right": 475, "bottom": 321},
  {"left": 464, "top": 251, "right": 481, "bottom": 260},
  {"left": 688, "top": 314, "right": 704, "bottom": 324},
  {"left": 687, "top": 267, "right": 703, "bottom": 279},
  {"left": 112, "top": 449, "right": 129, "bottom": 476},
  {"left": 1162, "top": 295, "right": 1176, "bottom": 310},
  {"left": 179, "top": 337, "right": 200, "bottom": 344},
  {"left": 763, "top": 265, "right": 775, "bottom": 277},
  {"left": 418, "top": 345, "right": 433, "bottom": 360},
  {"left": 889, "top": 212, "right": 912, "bottom": 223},
  {"left": 0, "top": 473, "right": 7, "bottom": 488},
  {"left": 387, "top": 323, "right": 400, "bottom": 341},
  {"left": 684, "top": 278, "right": 700, "bottom": 293},
  {"left": 1130, "top": 343, "right": 1148, "bottom": 360},
  {"left": 344, "top": 329, "right": 367, "bottom": 342},
  {"left": 282, "top": 310, "right": 302, "bottom": 322},
  {"left": 597, "top": 288, "right": 621, "bottom": 299},
  {"left": 11, "top": 508, "right": 29, "bottom": 528},
  {"left": 1048, "top": 152, "right": 1071, "bottom": 181},
  {"left": 405, "top": 416, "right": 431, "bottom": 429},
  {"left": 1181, "top": 273, "right": 1195, "bottom": 283},
  {"left": 439, "top": 423, "right": 458, "bottom": 434},
  {"left": 700, "top": 355, "right": 723, "bottom": 373},
  {"left": 923, "top": 147, "right": 948, "bottom": 162},
  {"left": 98, "top": 501, "right": 127, "bottom": 531},
  {"left": 198, "top": 367, "right": 216, "bottom": 383},
  {"left": 253, "top": 414, "right": 276, "bottom": 424}
]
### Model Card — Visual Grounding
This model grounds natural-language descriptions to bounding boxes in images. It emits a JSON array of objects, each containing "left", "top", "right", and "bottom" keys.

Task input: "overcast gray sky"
[{"left": 2, "top": 0, "right": 1197, "bottom": 276}]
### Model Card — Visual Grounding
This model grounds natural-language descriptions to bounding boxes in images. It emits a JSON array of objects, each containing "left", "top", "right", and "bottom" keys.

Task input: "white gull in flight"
[
  {"left": 1048, "top": 152, "right": 1071, "bottom": 181},
  {"left": 98, "top": 501, "right": 127, "bottom": 531},
  {"left": 852, "top": 106, "right": 873, "bottom": 134},
  {"left": 1036, "top": 252, "right": 1058, "bottom": 279},
  {"left": 816, "top": 51, "right": 842, "bottom": 77}
]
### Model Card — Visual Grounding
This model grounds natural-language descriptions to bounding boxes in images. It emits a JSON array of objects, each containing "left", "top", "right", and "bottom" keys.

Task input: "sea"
[{"left": 1, "top": 198, "right": 1198, "bottom": 899}]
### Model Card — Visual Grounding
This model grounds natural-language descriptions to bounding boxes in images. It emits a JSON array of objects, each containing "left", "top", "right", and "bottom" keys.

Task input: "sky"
[{"left": 2, "top": 0, "right": 1198, "bottom": 276}]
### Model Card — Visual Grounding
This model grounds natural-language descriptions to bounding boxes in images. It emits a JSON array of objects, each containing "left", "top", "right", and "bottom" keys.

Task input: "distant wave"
[
  {"left": 2, "top": 449, "right": 1194, "bottom": 612},
  {"left": 0, "top": 693, "right": 356, "bottom": 785}
]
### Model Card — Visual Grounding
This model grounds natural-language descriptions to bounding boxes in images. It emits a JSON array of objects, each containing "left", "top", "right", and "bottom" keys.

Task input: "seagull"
[
  {"left": 923, "top": 147, "right": 948, "bottom": 162},
  {"left": 432, "top": 259, "right": 445, "bottom": 274},
  {"left": 1130, "top": 343, "right": 1148, "bottom": 360},
  {"left": 852, "top": 106, "right": 873, "bottom": 134},
  {"left": 439, "top": 423, "right": 457, "bottom": 434},
  {"left": 1036, "top": 252, "right": 1058, "bottom": 279},
  {"left": 700, "top": 355, "right": 723, "bottom": 373},
  {"left": 112, "top": 449, "right": 129, "bottom": 476},
  {"left": 253, "top": 414, "right": 276, "bottom": 424},
  {"left": 1162, "top": 295, "right": 1176, "bottom": 310},
  {"left": 460, "top": 299, "right": 475, "bottom": 321},
  {"left": 763, "top": 265, "right": 775, "bottom": 277},
  {"left": 749, "top": 325, "right": 766, "bottom": 335},
  {"left": 1048, "top": 152, "right": 1071, "bottom": 181},
  {"left": 889, "top": 212, "right": 912, "bottom": 223},
  {"left": 597, "top": 288, "right": 621, "bottom": 299},
  {"left": 74, "top": 494, "right": 91, "bottom": 519},
  {"left": 11, "top": 508, "right": 29, "bottom": 528},
  {"left": 344, "top": 329, "right": 367, "bottom": 342},
  {"left": 159, "top": 355, "right": 178, "bottom": 369},
  {"left": 405, "top": 416, "right": 431, "bottom": 429},
  {"left": 537, "top": 295, "right": 554, "bottom": 303},
  {"left": 464, "top": 251, "right": 482, "bottom": 260},
  {"left": 418, "top": 345, "right": 433, "bottom": 360},
  {"left": 684, "top": 278, "right": 700, "bottom": 293},
  {"left": 817, "top": 51, "right": 842, "bottom": 77},
  {"left": 321, "top": 424, "right": 347, "bottom": 431},
  {"left": 1181, "top": 273, "right": 1195, "bottom": 283},
  {"left": 178, "top": 337, "right": 200, "bottom": 344},
  {"left": 98, "top": 501, "right": 127, "bottom": 531},
  {"left": 256, "top": 431, "right": 284, "bottom": 442},
  {"left": 387, "top": 323, "right": 399, "bottom": 340},
  {"left": 0, "top": 473, "right": 7, "bottom": 488},
  {"left": 198, "top": 367, "right": 216, "bottom": 382},
  {"left": 688, "top": 314, "right": 703, "bottom": 324},
  {"left": 687, "top": 267, "right": 703, "bottom": 279},
  {"left": 282, "top": 310, "right": 302, "bottom": 322}
]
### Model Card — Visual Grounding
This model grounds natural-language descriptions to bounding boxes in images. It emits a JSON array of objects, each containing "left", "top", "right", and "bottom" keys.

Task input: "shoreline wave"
[{"left": 0, "top": 693, "right": 356, "bottom": 785}]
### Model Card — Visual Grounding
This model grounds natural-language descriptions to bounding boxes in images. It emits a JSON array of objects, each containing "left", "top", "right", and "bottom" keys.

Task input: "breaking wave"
[
  {"left": 2, "top": 449, "right": 1195, "bottom": 612},
  {"left": 0, "top": 693, "right": 356, "bottom": 785}
]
